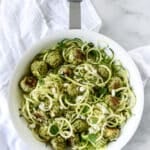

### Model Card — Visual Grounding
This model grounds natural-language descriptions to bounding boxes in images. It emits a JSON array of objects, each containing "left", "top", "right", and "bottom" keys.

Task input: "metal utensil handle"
[{"left": 68, "top": 0, "right": 82, "bottom": 29}]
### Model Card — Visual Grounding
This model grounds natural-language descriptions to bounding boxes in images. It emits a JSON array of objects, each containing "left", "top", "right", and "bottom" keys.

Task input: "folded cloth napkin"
[
  {"left": 0, "top": 0, "right": 102, "bottom": 149},
  {"left": 129, "top": 46, "right": 150, "bottom": 85},
  {"left": 0, "top": 0, "right": 150, "bottom": 150}
]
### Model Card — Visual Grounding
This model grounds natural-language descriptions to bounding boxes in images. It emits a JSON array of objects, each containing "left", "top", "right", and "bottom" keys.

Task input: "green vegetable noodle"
[{"left": 19, "top": 38, "right": 136, "bottom": 150}]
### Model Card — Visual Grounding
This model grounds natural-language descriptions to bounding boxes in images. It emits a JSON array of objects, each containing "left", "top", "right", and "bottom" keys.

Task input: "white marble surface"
[
  {"left": 92, "top": 0, "right": 150, "bottom": 50},
  {"left": 92, "top": 0, "right": 150, "bottom": 150}
]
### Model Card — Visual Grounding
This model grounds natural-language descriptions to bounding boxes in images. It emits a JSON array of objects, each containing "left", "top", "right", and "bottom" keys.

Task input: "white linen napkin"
[
  {"left": 129, "top": 46, "right": 150, "bottom": 85},
  {"left": 0, "top": 0, "right": 150, "bottom": 150},
  {"left": 0, "top": 0, "right": 102, "bottom": 149}
]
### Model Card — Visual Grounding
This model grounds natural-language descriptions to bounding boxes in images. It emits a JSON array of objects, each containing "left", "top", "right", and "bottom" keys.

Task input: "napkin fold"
[
  {"left": 0, "top": 0, "right": 102, "bottom": 149},
  {"left": 0, "top": 0, "right": 150, "bottom": 150},
  {"left": 129, "top": 46, "right": 150, "bottom": 85}
]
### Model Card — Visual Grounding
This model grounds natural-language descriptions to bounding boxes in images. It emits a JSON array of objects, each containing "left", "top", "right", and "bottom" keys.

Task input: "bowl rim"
[{"left": 8, "top": 29, "right": 144, "bottom": 150}]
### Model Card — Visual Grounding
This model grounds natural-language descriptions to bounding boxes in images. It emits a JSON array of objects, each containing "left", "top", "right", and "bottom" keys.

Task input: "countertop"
[{"left": 92, "top": 0, "right": 150, "bottom": 150}]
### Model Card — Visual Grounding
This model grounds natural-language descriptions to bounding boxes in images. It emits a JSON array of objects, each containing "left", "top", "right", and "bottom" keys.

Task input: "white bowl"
[{"left": 9, "top": 30, "right": 144, "bottom": 150}]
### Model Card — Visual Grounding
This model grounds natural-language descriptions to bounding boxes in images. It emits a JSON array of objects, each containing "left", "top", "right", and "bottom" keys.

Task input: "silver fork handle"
[{"left": 68, "top": 0, "right": 82, "bottom": 29}]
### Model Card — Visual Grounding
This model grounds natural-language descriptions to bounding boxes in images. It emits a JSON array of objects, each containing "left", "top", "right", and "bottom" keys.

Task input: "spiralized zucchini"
[{"left": 19, "top": 38, "right": 136, "bottom": 150}]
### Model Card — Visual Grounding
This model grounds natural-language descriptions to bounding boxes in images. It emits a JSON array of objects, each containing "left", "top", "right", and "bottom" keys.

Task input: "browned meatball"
[
  {"left": 58, "top": 65, "right": 73, "bottom": 77},
  {"left": 72, "top": 119, "right": 89, "bottom": 133},
  {"left": 67, "top": 49, "right": 85, "bottom": 65},
  {"left": 31, "top": 60, "right": 48, "bottom": 78},
  {"left": 51, "top": 135, "right": 66, "bottom": 150},
  {"left": 67, "top": 134, "right": 80, "bottom": 146},
  {"left": 104, "top": 127, "right": 120, "bottom": 141},
  {"left": 108, "top": 77, "right": 123, "bottom": 92},
  {"left": 98, "top": 66, "right": 109, "bottom": 78},
  {"left": 105, "top": 95, "right": 120, "bottom": 110},
  {"left": 20, "top": 76, "right": 37, "bottom": 92},
  {"left": 46, "top": 50, "right": 63, "bottom": 68}
]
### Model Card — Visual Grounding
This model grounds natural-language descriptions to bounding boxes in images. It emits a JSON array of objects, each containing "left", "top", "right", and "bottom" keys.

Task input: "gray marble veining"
[
  {"left": 92, "top": 0, "right": 150, "bottom": 50},
  {"left": 92, "top": 0, "right": 150, "bottom": 150}
]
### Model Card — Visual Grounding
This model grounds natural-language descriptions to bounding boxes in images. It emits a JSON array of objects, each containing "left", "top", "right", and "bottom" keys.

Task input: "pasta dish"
[{"left": 19, "top": 38, "right": 136, "bottom": 150}]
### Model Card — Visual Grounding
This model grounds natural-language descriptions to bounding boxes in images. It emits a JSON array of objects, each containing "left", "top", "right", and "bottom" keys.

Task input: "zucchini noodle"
[
  {"left": 19, "top": 38, "right": 136, "bottom": 150},
  {"left": 86, "top": 48, "right": 102, "bottom": 64}
]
